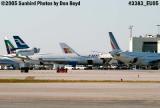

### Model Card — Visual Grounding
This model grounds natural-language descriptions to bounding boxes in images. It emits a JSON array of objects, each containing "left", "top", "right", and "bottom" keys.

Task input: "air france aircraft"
[{"left": 109, "top": 32, "right": 160, "bottom": 69}]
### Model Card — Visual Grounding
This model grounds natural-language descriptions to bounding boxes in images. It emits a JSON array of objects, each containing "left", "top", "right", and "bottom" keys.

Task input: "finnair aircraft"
[
  {"left": 13, "top": 36, "right": 29, "bottom": 49},
  {"left": 3, "top": 37, "right": 40, "bottom": 68},
  {"left": 108, "top": 32, "right": 160, "bottom": 69},
  {"left": 12, "top": 36, "right": 40, "bottom": 56},
  {"left": 12, "top": 37, "right": 104, "bottom": 67}
]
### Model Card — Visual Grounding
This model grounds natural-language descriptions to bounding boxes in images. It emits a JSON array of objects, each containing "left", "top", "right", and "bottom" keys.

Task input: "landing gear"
[
  {"left": 20, "top": 61, "right": 30, "bottom": 73},
  {"left": 145, "top": 65, "right": 159, "bottom": 70},
  {"left": 20, "top": 67, "right": 29, "bottom": 73}
]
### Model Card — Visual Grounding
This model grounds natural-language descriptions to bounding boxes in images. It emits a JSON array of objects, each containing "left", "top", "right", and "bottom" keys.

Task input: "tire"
[{"left": 24, "top": 67, "right": 29, "bottom": 73}]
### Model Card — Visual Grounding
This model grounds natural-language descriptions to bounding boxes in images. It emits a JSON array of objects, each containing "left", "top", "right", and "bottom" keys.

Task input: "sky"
[{"left": 0, "top": 0, "right": 160, "bottom": 55}]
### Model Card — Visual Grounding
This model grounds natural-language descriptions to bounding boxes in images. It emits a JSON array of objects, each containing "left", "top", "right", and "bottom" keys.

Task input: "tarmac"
[
  {"left": 0, "top": 70, "right": 160, "bottom": 108},
  {"left": 0, "top": 70, "right": 159, "bottom": 81}
]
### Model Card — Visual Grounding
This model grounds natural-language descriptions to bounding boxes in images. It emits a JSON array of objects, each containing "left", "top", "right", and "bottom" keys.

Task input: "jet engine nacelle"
[
  {"left": 33, "top": 47, "right": 40, "bottom": 53},
  {"left": 86, "top": 58, "right": 103, "bottom": 65},
  {"left": 121, "top": 56, "right": 138, "bottom": 64},
  {"left": 16, "top": 47, "right": 40, "bottom": 56}
]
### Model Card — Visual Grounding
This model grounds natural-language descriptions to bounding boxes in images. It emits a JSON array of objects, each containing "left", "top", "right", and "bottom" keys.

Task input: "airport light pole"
[
  {"left": 156, "top": 25, "right": 160, "bottom": 36},
  {"left": 129, "top": 25, "right": 134, "bottom": 39},
  {"left": 129, "top": 25, "right": 134, "bottom": 52}
]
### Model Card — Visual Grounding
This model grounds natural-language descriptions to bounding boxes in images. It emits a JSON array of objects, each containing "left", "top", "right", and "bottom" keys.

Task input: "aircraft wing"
[
  {"left": 39, "top": 57, "right": 78, "bottom": 64},
  {"left": 2, "top": 55, "right": 31, "bottom": 61},
  {"left": 140, "top": 56, "right": 160, "bottom": 65},
  {"left": 147, "top": 58, "right": 160, "bottom": 65}
]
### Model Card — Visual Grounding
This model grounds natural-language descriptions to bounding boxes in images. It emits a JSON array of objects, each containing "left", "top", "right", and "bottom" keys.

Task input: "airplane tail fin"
[
  {"left": 4, "top": 37, "right": 16, "bottom": 54},
  {"left": 13, "top": 36, "right": 29, "bottom": 49},
  {"left": 59, "top": 42, "right": 80, "bottom": 56},
  {"left": 108, "top": 32, "right": 121, "bottom": 50}
]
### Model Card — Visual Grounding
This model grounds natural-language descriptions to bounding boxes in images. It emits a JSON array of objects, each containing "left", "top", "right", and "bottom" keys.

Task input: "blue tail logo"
[{"left": 13, "top": 36, "right": 29, "bottom": 49}]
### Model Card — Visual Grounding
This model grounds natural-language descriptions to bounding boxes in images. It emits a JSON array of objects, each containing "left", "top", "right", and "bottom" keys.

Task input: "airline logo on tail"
[
  {"left": 109, "top": 32, "right": 120, "bottom": 50},
  {"left": 59, "top": 42, "right": 80, "bottom": 56},
  {"left": 4, "top": 37, "right": 16, "bottom": 54},
  {"left": 13, "top": 36, "right": 29, "bottom": 49},
  {"left": 63, "top": 48, "right": 72, "bottom": 54}
]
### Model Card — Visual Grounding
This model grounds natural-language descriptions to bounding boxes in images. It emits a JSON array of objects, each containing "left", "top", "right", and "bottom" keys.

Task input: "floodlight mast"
[
  {"left": 129, "top": 25, "right": 134, "bottom": 39},
  {"left": 156, "top": 25, "right": 160, "bottom": 36}
]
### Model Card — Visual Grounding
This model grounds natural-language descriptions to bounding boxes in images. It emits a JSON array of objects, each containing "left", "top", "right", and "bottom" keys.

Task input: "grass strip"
[{"left": 0, "top": 79, "right": 160, "bottom": 83}]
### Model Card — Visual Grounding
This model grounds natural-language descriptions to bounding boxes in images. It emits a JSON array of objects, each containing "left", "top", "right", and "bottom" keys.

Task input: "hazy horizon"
[{"left": 0, "top": 0, "right": 160, "bottom": 55}]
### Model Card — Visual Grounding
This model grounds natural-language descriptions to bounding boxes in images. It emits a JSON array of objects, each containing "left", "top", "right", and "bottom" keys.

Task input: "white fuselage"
[
  {"left": 110, "top": 50, "right": 160, "bottom": 66},
  {"left": 30, "top": 53, "right": 103, "bottom": 65}
]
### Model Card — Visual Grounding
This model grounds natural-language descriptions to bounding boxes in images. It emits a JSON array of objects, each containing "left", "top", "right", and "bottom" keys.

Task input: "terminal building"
[{"left": 129, "top": 34, "right": 160, "bottom": 53}]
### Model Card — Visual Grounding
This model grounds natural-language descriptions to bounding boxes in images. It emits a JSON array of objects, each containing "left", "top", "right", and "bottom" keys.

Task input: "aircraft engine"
[
  {"left": 33, "top": 47, "right": 40, "bottom": 53},
  {"left": 16, "top": 47, "right": 40, "bottom": 56},
  {"left": 128, "top": 57, "right": 138, "bottom": 64},
  {"left": 132, "top": 57, "right": 138, "bottom": 63},
  {"left": 118, "top": 54, "right": 138, "bottom": 64}
]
